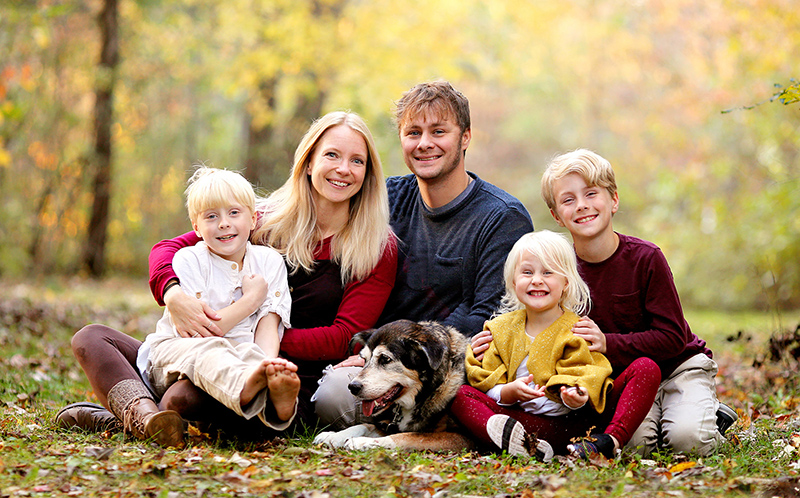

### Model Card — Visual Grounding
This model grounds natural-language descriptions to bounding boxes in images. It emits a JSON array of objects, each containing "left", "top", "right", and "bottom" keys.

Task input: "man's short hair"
[
  {"left": 541, "top": 149, "right": 617, "bottom": 211},
  {"left": 394, "top": 81, "right": 471, "bottom": 133}
]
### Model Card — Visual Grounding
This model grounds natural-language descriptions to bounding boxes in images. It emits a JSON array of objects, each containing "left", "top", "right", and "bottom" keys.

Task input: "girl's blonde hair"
[
  {"left": 252, "top": 111, "right": 391, "bottom": 284},
  {"left": 185, "top": 166, "right": 256, "bottom": 222},
  {"left": 498, "top": 230, "right": 591, "bottom": 316}
]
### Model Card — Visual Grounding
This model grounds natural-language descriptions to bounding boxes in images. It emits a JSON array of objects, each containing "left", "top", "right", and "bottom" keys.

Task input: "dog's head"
[{"left": 347, "top": 320, "right": 451, "bottom": 419}]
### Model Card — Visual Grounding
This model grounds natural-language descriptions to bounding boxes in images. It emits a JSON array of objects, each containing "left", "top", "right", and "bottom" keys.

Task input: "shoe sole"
[
  {"left": 487, "top": 415, "right": 553, "bottom": 461},
  {"left": 146, "top": 410, "right": 186, "bottom": 448}
]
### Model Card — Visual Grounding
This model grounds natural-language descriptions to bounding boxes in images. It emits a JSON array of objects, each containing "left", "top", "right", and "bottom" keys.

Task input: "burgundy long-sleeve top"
[
  {"left": 578, "top": 233, "right": 711, "bottom": 380},
  {"left": 148, "top": 231, "right": 397, "bottom": 364}
]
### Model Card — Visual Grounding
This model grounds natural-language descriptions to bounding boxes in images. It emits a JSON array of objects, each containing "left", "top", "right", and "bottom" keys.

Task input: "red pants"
[{"left": 450, "top": 357, "right": 660, "bottom": 454}]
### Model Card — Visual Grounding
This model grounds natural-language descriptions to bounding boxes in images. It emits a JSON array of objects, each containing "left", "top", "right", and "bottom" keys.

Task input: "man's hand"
[
  {"left": 572, "top": 316, "right": 607, "bottom": 353},
  {"left": 164, "top": 283, "right": 222, "bottom": 338},
  {"left": 470, "top": 329, "right": 493, "bottom": 361}
]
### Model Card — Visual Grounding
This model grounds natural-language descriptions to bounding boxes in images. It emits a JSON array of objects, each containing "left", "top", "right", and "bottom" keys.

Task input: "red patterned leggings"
[{"left": 450, "top": 357, "right": 661, "bottom": 454}]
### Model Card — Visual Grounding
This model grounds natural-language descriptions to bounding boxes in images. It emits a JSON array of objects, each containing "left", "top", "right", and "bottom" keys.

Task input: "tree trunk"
[{"left": 83, "top": 0, "right": 119, "bottom": 276}]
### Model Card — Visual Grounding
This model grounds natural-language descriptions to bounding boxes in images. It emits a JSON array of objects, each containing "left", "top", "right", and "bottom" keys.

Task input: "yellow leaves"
[
  {"left": 668, "top": 461, "right": 698, "bottom": 473},
  {"left": 0, "top": 139, "right": 10, "bottom": 168}
]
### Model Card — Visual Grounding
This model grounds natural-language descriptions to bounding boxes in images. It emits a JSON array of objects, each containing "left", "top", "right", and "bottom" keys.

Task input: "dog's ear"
[
  {"left": 401, "top": 336, "right": 446, "bottom": 371},
  {"left": 348, "top": 329, "right": 374, "bottom": 356}
]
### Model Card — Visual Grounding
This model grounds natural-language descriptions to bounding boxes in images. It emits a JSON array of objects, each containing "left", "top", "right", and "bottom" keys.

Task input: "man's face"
[{"left": 399, "top": 111, "right": 471, "bottom": 183}]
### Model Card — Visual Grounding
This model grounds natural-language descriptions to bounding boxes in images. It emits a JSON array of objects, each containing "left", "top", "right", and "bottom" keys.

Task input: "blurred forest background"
[{"left": 1, "top": 0, "right": 798, "bottom": 312}]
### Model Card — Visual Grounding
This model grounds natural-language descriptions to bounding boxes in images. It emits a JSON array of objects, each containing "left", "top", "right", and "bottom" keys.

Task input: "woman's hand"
[
  {"left": 560, "top": 385, "right": 588, "bottom": 409},
  {"left": 500, "top": 374, "right": 546, "bottom": 404},
  {"left": 470, "top": 329, "right": 493, "bottom": 361},
  {"left": 164, "top": 283, "right": 222, "bottom": 338},
  {"left": 572, "top": 316, "right": 607, "bottom": 353},
  {"left": 333, "top": 354, "right": 366, "bottom": 369}
]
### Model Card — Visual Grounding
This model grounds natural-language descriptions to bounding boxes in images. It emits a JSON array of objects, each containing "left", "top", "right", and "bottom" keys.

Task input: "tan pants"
[
  {"left": 147, "top": 336, "right": 292, "bottom": 431},
  {"left": 627, "top": 353, "right": 722, "bottom": 456}
]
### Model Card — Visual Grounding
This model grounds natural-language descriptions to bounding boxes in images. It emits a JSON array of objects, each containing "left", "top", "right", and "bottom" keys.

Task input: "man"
[{"left": 313, "top": 81, "right": 533, "bottom": 428}]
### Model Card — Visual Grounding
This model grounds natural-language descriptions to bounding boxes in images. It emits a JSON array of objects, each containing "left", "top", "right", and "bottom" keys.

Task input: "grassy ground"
[{"left": 1, "top": 277, "right": 800, "bottom": 497}]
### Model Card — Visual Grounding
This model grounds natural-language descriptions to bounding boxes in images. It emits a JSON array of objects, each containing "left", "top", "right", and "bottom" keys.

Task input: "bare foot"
[
  {"left": 266, "top": 359, "right": 300, "bottom": 421},
  {"left": 240, "top": 360, "right": 270, "bottom": 407}
]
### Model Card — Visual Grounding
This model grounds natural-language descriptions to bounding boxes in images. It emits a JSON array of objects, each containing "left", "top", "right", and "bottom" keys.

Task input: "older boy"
[
  {"left": 539, "top": 148, "right": 732, "bottom": 456},
  {"left": 313, "top": 81, "right": 533, "bottom": 429}
]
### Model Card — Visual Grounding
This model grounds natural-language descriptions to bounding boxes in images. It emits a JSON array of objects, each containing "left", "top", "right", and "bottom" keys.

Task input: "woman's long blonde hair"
[{"left": 252, "top": 111, "right": 392, "bottom": 284}]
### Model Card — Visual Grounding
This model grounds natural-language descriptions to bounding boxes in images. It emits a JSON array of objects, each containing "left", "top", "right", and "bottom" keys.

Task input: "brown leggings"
[{"left": 71, "top": 324, "right": 315, "bottom": 438}]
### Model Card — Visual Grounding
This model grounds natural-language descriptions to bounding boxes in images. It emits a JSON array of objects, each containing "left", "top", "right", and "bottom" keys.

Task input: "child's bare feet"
[
  {"left": 266, "top": 359, "right": 300, "bottom": 421},
  {"left": 240, "top": 361, "right": 270, "bottom": 407}
]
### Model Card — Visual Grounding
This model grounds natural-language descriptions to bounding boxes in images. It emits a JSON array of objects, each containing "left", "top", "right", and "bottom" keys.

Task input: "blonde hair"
[
  {"left": 541, "top": 149, "right": 617, "bottom": 211},
  {"left": 252, "top": 111, "right": 391, "bottom": 284},
  {"left": 185, "top": 166, "right": 256, "bottom": 222},
  {"left": 498, "top": 230, "right": 591, "bottom": 316}
]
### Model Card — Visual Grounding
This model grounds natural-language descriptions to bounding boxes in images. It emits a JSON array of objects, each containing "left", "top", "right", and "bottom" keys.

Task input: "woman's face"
[{"left": 307, "top": 125, "right": 369, "bottom": 208}]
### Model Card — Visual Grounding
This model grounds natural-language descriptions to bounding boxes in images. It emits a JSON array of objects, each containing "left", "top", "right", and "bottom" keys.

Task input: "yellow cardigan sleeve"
[
  {"left": 466, "top": 336, "right": 508, "bottom": 392},
  {"left": 544, "top": 333, "right": 613, "bottom": 413}
]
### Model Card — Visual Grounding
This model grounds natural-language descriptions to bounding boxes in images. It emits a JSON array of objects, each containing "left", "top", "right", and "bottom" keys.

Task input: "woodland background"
[{"left": 1, "top": 0, "right": 799, "bottom": 312}]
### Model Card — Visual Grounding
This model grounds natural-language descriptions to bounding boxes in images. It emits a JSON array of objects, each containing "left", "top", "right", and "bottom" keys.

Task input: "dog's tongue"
[{"left": 361, "top": 399, "right": 375, "bottom": 417}]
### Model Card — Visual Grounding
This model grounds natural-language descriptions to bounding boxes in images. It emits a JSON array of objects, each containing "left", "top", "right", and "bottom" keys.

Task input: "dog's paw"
[
  {"left": 314, "top": 424, "right": 378, "bottom": 448},
  {"left": 343, "top": 436, "right": 397, "bottom": 450},
  {"left": 313, "top": 431, "right": 341, "bottom": 447}
]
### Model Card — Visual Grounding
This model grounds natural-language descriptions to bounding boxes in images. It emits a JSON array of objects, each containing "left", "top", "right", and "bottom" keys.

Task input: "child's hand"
[
  {"left": 500, "top": 374, "right": 546, "bottom": 404},
  {"left": 560, "top": 385, "right": 589, "bottom": 409},
  {"left": 572, "top": 317, "right": 607, "bottom": 353},
  {"left": 470, "top": 328, "right": 493, "bottom": 361},
  {"left": 241, "top": 274, "right": 269, "bottom": 304}
]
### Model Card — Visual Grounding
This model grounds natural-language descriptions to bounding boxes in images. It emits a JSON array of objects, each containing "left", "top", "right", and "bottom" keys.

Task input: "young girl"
[{"left": 451, "top": 230, "right": 660, "bottom": 460}]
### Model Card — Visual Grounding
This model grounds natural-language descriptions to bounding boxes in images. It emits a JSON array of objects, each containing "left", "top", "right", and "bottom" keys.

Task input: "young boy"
[
  {"left": 538, "top": 148, "right": 736, "bottom": 456},
  {"left": 136, "top": 166, "right": 299, "bottom": 431}
]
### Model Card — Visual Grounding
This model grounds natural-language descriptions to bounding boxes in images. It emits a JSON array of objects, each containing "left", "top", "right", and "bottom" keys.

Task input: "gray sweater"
[{"left": 379, "top": 172, "right": 533, "bottom": 336}]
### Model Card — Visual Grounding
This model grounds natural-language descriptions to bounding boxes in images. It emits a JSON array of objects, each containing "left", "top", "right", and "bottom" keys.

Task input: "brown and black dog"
[{"left": 314, "top": 319, "right": 474, "bottom": 451}]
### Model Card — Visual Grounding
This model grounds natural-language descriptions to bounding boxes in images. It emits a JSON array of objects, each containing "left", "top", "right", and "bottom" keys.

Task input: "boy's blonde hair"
[
  {"left": 541, "top": 149, "right": 617, "bottom": 211},
  {"left": 498, "top": 230, "right": 591, "bottom": 316},
  {"left": 253, "top": 111, "right": 391, "bottom": 284},
  {"left": 185, "top": 166, "right": 256, "bottom": 222}
]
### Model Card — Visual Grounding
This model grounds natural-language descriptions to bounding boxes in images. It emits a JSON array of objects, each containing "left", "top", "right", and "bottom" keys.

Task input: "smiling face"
[
  {"left": 399, "top": 110, "right": 470, "bottom": 184},
  {"left": 193, "top": 203, "right": 256, "bottom": 266},
  {"left": 513, "top": 251, "right": 568, "bottom": 320},
  {"left": 550, "top": 172, "right": 619, "bottom": 244},
  {"left": 306, "top": 124, "right": 368, "bottom": 210}
]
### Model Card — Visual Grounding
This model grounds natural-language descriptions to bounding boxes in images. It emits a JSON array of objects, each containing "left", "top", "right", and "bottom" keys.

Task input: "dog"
[{"left": 313, "top": 319, "right": 474, "bottom": 451}]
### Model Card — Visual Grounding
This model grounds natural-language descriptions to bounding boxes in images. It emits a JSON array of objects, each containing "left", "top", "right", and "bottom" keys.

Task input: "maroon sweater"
[
  {"left": 148, "top": 231, "right": 397, "bottom": 366},
  {"left": 578, "top": 233, "right": 711, "bottom": 380}
]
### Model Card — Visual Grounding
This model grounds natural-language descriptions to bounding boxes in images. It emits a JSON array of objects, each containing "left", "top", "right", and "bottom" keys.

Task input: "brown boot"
[
  {"left": 107, "top": 379, "right": 186, "bottom": 448},
  {"left": 55, "top": 402, "right": 120, "bottom": 432}
]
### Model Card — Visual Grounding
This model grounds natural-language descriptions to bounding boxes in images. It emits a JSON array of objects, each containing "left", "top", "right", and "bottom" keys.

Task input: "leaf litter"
[{"left": 1, "top": 284, "right": 800, "bottom": 496}]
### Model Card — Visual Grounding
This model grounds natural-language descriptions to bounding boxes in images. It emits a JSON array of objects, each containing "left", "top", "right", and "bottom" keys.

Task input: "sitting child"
[
  {"left": 451, "top": 230, "right": 660, "bottom": 460},
  {"left": 136, "top": 166, "right": 299, "bottom": 431}
]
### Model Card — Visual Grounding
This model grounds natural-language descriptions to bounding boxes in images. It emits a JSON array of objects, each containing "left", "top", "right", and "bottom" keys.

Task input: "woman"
[{"left": 59, "top": 111, "right": 397, "bottom": 446}]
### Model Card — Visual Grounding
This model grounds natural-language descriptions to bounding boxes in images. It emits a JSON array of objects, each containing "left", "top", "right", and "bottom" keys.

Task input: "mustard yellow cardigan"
[{"left": 466, "top": 309, "right": 613, "bottom": 413}]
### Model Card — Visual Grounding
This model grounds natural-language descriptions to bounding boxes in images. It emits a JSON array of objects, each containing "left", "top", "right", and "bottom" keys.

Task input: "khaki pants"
[
  {"left": 627, "top": 353, "right": 722, "bottom": 456},
  {"left": 148, "top": 336, "right": 292, "bottom": 430},
  {"left": 312, "top": 366, "right": 366, "bottom": 430}
]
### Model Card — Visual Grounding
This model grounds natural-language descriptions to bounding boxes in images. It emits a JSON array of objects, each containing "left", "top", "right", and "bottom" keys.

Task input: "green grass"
[{"left": 2, "top": 277, "right": 800, "bottom": 497}]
